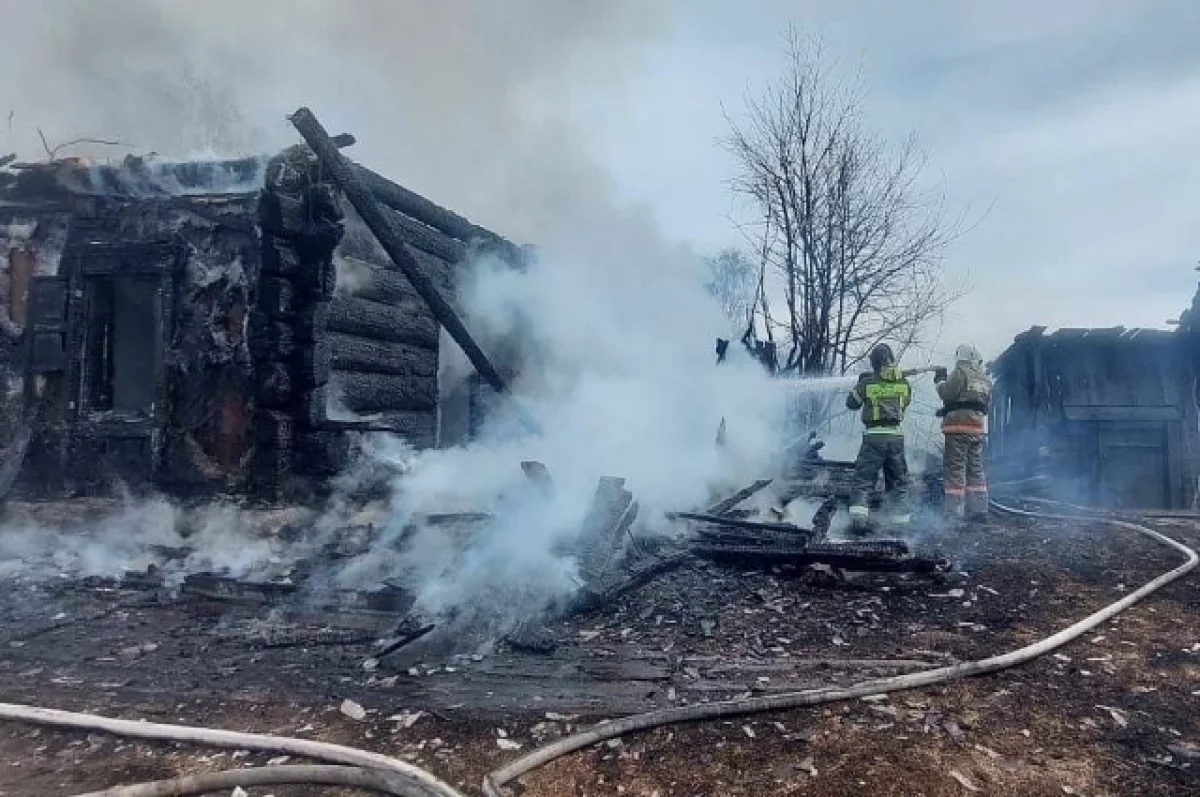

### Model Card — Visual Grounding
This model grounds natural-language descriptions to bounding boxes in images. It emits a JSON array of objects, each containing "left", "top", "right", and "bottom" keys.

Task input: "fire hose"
[
  {"left": 0, "top": 500, "right": 1192, "bottom": 796},
  {"left": 480, "top": 500, "right": 1198, "bottom": 795},
  {"left": 0, "top": 702, "right": 465, "bottom": 797}
]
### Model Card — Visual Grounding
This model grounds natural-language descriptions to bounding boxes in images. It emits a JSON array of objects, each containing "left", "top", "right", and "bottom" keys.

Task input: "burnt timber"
[{"left": 0, "top": 141, "right": 526, "bottom": 502}]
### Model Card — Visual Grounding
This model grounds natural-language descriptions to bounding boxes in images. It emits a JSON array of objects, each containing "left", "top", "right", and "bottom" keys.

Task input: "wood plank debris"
[{"left": 707, "top": 479, "right": 773, "bottom": 515}]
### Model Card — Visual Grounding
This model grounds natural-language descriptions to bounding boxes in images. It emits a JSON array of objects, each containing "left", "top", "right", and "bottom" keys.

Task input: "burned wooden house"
[
  {"left": 0, "top": 140, "right": 524, "bottom": 501},
  {"left": 987, "top": 324, "right": 1200, "bottom": 509}
]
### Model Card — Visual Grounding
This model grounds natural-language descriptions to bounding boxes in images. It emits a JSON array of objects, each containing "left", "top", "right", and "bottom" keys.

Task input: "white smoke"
[
  {"left": 0, "top": 498, "right": 311, "bottom": 586},
  {"left": 0, "top": 0, "right": 872, "bottom": 641},
  {"left": 320, "top": 239, "right": 805, "bottom": 641}
]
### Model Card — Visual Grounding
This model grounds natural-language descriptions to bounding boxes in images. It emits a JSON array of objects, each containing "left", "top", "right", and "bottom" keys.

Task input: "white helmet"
[{"left": 955, "top": 344, "right": 982, "bottom": 366}]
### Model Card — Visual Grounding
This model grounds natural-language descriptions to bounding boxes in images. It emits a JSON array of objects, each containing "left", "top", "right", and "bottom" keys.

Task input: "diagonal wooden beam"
[{"left": 289, "top": 107, "right": 509, "bottom": 396}]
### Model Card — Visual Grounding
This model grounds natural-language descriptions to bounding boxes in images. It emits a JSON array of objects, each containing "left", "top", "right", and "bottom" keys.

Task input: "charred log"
[
  {"left": 576, "top": 477, "right": 638, "bottom": 586},
  {"left": 707, "top": 479, "right": 773, "bottom": 515},
  {"left": 248, "top": 315, "right": 299, "bottom": 360},
  {"left": 289, "top": 108, "right": 509, "bottom": 395},
  {"left": 568, "top": 551, "right": 690, "bottom": 615},
  {"left": 329, "top": 372, "right": 437, "bottom": 414},
  {"left": 256, "top": 361, "right": 297, "bottom": 408},
  {"left": 388, "top": 207, "right": 466, "bottom": 264},
  {"left": 811, "top": 496, "right": 838, "bottom": 538},
  {"left": 257, "top": 275, "right": 300, "bottom": 320},
  {"left": 303, "top": 378, "right": 438, "bottom": 428},
  {"left": 327, "top": 332, "right": 438, "bottom": 377},
  {"left": 694, "top": 538, "right": 951, "bottom": 574},
  {"left": 334, "top": 253, "right": 453, "bottom": 303},
  {"left": 294, "top": 430, "right": 352, "bottom": 477},
  {"left": 251, "top": 412, "right": 297, "bottom": 494},
  {"left": 504, "top": 623, "right": 559, "bottom": 654},
  {"left": 295, "top": 338, "right": 332, "bottom": 387},
  {"left": 348, "top": 161, "right": 521, "bottom": 262},
  {"left": 326, "top": 296, "right": 439, "bottom": 348},
  {"left": 375, "top": 621, "right": 437, "bottom": 661},
  {"left": 262, "top": 237, "right": 336, "bottom": 299},
  {"left": 669, "top": 511, "right": 814, "bottom": 537},
  {"left": 317, "top": 409, "right": 437, "bottom": 447}
]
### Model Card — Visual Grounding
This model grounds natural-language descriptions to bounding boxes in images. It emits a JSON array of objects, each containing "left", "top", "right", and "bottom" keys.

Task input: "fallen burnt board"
[
  {"left": 675, "top": 503, "right": 950, "bottom": 575},
  {"left": 694, "top": 539, "right": 951, "bottom": 574}
]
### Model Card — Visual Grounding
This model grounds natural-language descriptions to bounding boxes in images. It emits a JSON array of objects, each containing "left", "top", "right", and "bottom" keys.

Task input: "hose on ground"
[
  {"left": 72, "top": 764, "right": 449, "bottom": 797},
  {"left": 0, "top": 703, "right": 467, "bottom": 797},
  {"left": 482, "top": 499, "right": 1198, "bottom": 796}
]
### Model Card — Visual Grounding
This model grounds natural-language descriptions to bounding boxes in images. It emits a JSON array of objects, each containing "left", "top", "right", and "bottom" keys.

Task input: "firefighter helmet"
[{"left": 869, "top": 344, "right": 895, "bottom": 372}]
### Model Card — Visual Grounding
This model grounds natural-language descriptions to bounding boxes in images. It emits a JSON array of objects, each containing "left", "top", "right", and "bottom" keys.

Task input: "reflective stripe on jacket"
[{"left": 846, "top": 365, "right": 912, "bottom": 434}]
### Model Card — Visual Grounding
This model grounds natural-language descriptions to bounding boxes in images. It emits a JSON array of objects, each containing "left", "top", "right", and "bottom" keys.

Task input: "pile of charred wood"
[
  {"left": 90, "top": 458, "right": 949, "bottom": 663},
  {"left": 672, "top": 478, "right": 949, "bottom": 575}
]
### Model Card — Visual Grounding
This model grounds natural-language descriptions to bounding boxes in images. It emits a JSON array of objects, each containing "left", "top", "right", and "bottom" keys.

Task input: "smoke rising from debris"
[
  {"left": 0, "top": 498, "right": 307, "bottom": 586},
  {"left": 0, "top": 0, "right": 869, "bottom": 641}
]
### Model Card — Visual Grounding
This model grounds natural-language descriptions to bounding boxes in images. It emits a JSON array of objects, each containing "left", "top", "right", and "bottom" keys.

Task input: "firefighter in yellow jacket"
[
  {"left": 845, "top": 344, "right": 913, "bottom": 532},
  {"left": 935, "top": 344, "right": 992, "bottom": 522}
]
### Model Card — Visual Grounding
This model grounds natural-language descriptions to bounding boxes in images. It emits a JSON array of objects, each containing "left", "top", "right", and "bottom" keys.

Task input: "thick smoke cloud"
[
  {"left": 0, "top": 0, "right": 862, "bottom": 641},
  {"left": 0, "top": 0, "right": 670, "bottom": 241}
]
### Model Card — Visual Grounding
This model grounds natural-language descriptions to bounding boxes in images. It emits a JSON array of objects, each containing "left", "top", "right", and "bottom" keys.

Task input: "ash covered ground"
[{"left": 0, "top": 496, "right": 1196, "bottom": 797}]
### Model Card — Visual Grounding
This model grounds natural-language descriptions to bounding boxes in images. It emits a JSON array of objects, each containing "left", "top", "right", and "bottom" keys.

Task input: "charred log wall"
[
  {"left": 249, "top": 148, "right": 345, "bottom": 498},
  {"left": 326, "top": 205, "right": 453, "bottom": 450},
  {"left": 328, "top": 156, "right": 530, "bottom": 450},
  {"left": 0, "top": 148, "right": 526, "bottom": 501},
  {"left": 4, "top": 194, "right": 262, "bottom": 498}
]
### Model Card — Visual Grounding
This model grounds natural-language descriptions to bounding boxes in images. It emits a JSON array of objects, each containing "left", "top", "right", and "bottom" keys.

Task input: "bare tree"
[
  {"left": 704, "top": 248, "right": 758, "bottom": 330},
  {"left": 725, "top": 28, "right": 961, "bottom": 376}
]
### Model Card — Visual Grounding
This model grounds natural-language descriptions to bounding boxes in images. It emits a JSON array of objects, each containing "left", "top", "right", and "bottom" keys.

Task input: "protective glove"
[{"left": 934, "top": 366, "right": 948, "bottom": 383}]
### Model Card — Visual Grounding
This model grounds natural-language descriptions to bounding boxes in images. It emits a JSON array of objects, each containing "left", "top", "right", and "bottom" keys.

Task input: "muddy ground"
[{"left": 0, "top": 507, "right": 1197, "bottom": 796}]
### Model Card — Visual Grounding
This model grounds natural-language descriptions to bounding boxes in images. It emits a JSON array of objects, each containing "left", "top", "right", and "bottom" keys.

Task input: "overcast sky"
[
  {"left": 5, "top": 0, "right": 1199, "bottom": 364},
  {"left": 565, "top": 0, "right": 1200, "bottom": 358}
]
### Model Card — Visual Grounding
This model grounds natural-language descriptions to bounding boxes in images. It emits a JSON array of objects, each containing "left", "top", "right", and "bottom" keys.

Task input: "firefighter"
[
  {"left": 845, "top": 344, "right": 913, "bottom": 532},
  {"left": 935, "top": 344, "right": 992, "bottom": 522}
]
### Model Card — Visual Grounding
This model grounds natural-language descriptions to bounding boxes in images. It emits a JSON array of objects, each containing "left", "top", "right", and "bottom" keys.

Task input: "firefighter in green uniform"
[{"left": 845, "top": 344, "right": 913, "bottom": 532}]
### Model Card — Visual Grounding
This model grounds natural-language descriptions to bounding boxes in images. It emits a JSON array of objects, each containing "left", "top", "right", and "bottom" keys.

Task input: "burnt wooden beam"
[
  {"left": 387, "top": 205, "right": 467, "bottom": 264},
  {"left": 289, "top": 108, "right": 509, "bottom": 396},
  {"left": 257, "top": 361, "right": 297, "bottom": 408},
  {"left": 577, "top": 478, "right": 637, "bottom": 586},
  {"left": 296, "top": 338, "right": 333, "bottom": 387},
  {"left": 326, "top": 296, "right": 438, "bottom": 348},
  {"left": 707, "top": 479, "right": 773, "bottom": 515},
  {"left": 294, "top": 430, "right": 352, "bottom": 476},
  {"left": 327, "top": 372, "right": 438, "bottom": 414},
  {"left": 263, "top": 237, "right": 336, "bottom": 298},
  {"left": 348, "top": 161, "right": 520, "bottom": 261},
  {"left": 328, "top": 332, "right": 438, "bottom": 377},
  {"left": 335, "top": 253, "right": 453, "bottom": 304},
  {"left": 667, "top": 511, "right": 815, "bottom": 537},
  {"left": 248, "top": 316, "right": 299, "bottom": 360},
  {"left": 317, "top": 409, "right": 437, "bottom": 446}
]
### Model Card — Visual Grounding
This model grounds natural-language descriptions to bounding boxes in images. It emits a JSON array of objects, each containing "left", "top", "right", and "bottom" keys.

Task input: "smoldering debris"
[
  {"left": 367, "top": 460, "right": 951, "bottom": 664},
  {"left": 0, "top": 430, "right": 956, "bottom": 672},
  {"left": 0, "top": 498, "right": 314, "bottom": 585}
]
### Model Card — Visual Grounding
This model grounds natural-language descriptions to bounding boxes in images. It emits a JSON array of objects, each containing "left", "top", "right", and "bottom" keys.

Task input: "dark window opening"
[{"left": 83, "top": 276, "right": 160, "bottom": 415}]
